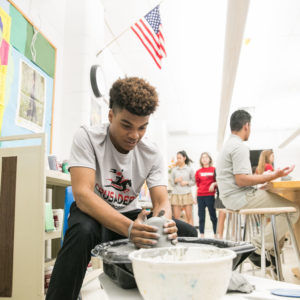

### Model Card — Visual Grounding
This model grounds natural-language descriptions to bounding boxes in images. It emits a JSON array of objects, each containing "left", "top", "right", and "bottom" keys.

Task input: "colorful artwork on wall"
[{"left": 0, "top": 0, "right": 56, "bottom": 153}]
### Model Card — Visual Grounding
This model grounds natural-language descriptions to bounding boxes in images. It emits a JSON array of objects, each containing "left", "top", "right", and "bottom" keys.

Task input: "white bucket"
[{"left": 129, "top": 246, "right": 236, "bottom": 300}]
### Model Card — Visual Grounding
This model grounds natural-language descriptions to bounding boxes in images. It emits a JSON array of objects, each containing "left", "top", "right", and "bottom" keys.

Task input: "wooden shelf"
[
  {"left": 44, "top": 230, "right": 62, "bottom": 240},
  {"left": 46, "top": 170, "right": 71, "bottom": 187}
]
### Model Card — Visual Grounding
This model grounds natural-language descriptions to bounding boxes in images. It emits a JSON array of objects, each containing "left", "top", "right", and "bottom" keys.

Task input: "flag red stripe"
[
  {"left": 158, "top": 30, "right": 165, "bottom": 42},
  {"left": 131, "top": 26, "right": 161, "bottom": 69},
  {"left": 140, "top": 19, "right": 161, "bottom": 49},
  {"left": 135, "top": 22, "right": 163, "bottom": 59},
  {"left": 158, "top": 33, "right": 166, "bottom": 56},
  {"left": 157, "top": 32, "right": 165, "bottom": 47}
]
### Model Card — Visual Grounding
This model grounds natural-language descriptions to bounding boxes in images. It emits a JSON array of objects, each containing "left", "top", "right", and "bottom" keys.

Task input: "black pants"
[
  {"left": 46, "top": 202, "right": 197, "bottom": 300},
  {"left": 197, "top": 195, "right": 218, "bottom": 234}
]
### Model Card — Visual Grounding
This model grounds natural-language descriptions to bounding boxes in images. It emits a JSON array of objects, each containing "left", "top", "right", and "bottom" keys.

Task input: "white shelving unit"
[
  {"left": 46, "top": 170, "right": 72, "bottom": 187},
  {"left": 0, "top": 134, "right": 102, "bottom": 300},
  {"left": 44, "top": 230, "right": 62, "bottom": 241},
  {"left": 0, "top": 134, "right": 70, "bottom": 300}
]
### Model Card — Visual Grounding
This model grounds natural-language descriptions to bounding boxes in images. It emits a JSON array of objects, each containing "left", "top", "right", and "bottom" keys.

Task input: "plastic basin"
[{"left": 129, "top": 246, "right": 236, "bottom": 300}]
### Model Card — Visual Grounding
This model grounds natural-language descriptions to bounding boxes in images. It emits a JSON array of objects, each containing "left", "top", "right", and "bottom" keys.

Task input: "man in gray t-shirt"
[
  {"left": 216, "top": 110, "right": 299, "bottom": 266},
  {"left": 46, "top": 77, "right": 197, "bottom": 300}
]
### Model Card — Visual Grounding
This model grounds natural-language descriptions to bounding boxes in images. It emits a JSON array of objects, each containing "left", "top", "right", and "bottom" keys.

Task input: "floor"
[{"left": 80, "top": 227, "right": 300, "bottom": 300}]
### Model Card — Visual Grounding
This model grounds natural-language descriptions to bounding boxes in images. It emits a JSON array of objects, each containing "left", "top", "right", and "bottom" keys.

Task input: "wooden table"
[{"left": 266, "top": 180, "right": 300, "bottom": 277}]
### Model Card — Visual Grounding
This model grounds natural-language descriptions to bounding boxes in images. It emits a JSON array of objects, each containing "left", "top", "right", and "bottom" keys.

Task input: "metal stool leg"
[
  {"left": 249, "top": 215, "right": 255, "bottom": 239},
  {"left": 285, "top": 213, "right": 300, "bottom": 272},
  {"left": 242, "top": 215, "right": 248, "bottom": 242},
  {"left": 238, "top": 215, "right": 249, "bottom": 273},
  {"left": 271, "top": 214, "right": 284, "bottom": 281},
  {"left": 232, "top": 212, "right": 236, "bottom": 241},
  {"left": 237, "top": 213, "right": 241, "bottom": 242},
  {"left": 233, "top": 212, "right": 239, "bottom": 241},
  {"left": 254, "top": 215, "right": 260, "bottom": 235},
  {"left": 225, "top": 212, "right": 231, "bottom": 240},
  {"left": 260, "top": 215, "right": 266, "bottom": 276}
]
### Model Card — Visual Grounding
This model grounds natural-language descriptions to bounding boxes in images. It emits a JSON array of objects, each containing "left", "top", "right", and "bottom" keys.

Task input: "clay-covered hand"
[
  {"left": 129, "top": 209, "right": 160, "bottom": 249},
  {"left": 163, "top": 219, "right": 178, "bottom": 245}
]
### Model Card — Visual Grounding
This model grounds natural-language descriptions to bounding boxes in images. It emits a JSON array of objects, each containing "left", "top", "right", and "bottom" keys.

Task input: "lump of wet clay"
[{"left": 145, "top": 216, "right": 174, "bottom": 248}]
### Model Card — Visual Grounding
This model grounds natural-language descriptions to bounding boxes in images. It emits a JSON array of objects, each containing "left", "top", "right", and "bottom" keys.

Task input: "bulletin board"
[{"left": 0, "top": 0, "right": 56, "bottom": 153}]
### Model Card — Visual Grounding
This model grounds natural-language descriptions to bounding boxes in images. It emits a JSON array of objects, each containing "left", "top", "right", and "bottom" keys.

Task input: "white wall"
[
  {"left": 167, "top": 132, "right": 219, "bottom": 170},
  {"left": 56, "top": 0, "right": 105, "bottom": 160},
  {"left": 11, "top": 0, "right": 126, "bottom": 160}
]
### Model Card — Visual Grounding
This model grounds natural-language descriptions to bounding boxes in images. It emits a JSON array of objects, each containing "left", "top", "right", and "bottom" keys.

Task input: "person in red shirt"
[
  {"left": 195, "top": 152, "right": 218, "bottom": 238},
  {"left": 256, "top": 149, "right": 274, "bottom": 175}
]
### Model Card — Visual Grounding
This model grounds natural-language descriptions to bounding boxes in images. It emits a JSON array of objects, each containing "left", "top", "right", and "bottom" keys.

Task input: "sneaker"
[{"left": 248, "top": 252, "right": 271, "bottom": 267}]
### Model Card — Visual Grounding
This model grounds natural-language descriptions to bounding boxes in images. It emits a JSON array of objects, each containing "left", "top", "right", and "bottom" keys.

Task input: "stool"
[
  {"left": 239, "top": 207, "right": 300, "bottom": 280},
  {"left": 223, "top": 209, "right": 242, "bottom": 242}
]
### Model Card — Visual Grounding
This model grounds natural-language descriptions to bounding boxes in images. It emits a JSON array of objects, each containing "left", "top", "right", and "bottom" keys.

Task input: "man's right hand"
[
  {"left": 272, "top": 165, "right": 295, "bottom": 180},
  {"left": 129, "top": 210, "right": 160, "bottom": 249}
]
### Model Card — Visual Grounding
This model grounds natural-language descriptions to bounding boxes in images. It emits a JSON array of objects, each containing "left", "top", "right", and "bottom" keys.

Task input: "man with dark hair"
[
  {"left": 46, "top": 77, "right": 197, "bottom": 300},
  {"left": 216, "top": 109, "right": 299, "bottom": 266},
  {"left": 229, "top": 109, "right": 251, "bottom": 132}
]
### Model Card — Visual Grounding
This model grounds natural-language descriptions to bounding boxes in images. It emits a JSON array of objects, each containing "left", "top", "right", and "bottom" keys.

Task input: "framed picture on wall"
[{"left": 16, "top": 60, "right": 46, "bottom": 132}]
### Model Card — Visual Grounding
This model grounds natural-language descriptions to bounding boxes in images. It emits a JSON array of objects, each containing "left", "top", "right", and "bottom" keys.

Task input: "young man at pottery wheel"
[{"left": 46, "top": 77, "right": 197, "bottom": 300}]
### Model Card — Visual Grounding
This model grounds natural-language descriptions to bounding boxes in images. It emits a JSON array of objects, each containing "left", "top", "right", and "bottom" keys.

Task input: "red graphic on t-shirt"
[{"left": 105, "top": 169, "right": 132, "bottom": 193}]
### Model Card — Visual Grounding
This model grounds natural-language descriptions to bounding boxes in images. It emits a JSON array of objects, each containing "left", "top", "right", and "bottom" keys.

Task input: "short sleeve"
[
  {"left": 146, "top": 153, "right": 167, "bottom": 189},
  {"left": 231, "top": 144, "right": 252, "bottom": 175},
  {"left": 68, "top": 127, "right": 96, "bottom": 170}
]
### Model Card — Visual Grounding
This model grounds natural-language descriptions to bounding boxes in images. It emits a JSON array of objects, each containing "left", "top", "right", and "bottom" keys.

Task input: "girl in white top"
[{"left": 170, "top": 151, "right": 195, "bottom": 225}]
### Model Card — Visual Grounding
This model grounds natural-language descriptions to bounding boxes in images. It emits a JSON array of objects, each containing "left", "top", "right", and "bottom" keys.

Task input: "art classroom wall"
[{"left": 0, "top": 0, "right": 56, "bottom": 153}]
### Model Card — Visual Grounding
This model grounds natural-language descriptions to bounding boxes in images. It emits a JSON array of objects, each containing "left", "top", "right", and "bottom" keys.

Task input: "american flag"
[{"left": 131, "top": 5, "right": 166, "bottom": 69}]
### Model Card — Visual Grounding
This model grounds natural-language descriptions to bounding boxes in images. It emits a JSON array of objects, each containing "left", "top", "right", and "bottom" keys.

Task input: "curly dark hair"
[{"left": 109, "top": 77, "right": 159, "bottom": 116}]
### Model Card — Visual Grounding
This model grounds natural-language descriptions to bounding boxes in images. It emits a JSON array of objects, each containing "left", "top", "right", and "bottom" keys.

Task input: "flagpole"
[
  {"left": 96, "top": 26, "right": 130, "bottom": 57},
  {"left": 96, "top": 0, "right": 166, "bottom": 57}
]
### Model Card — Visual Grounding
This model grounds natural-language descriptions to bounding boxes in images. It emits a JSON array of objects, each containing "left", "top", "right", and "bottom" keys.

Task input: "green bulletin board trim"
[
  {"left": 9, "top": 4, "right": 27, "bottom": 54},
  {"left": 9, "top": 2, "right": 55, "bottom": 78},
  {"left": 25, "top": 24, "right": 55, "bottom": 78}
]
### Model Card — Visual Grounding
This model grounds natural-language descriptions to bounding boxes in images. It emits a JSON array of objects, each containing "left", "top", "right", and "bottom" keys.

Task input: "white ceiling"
[
  {"left": 229, "top": 0, "right": 300, "bottom": 133},
  {"left": 100, "top": 0, "right": 300, "bottom": 150}
]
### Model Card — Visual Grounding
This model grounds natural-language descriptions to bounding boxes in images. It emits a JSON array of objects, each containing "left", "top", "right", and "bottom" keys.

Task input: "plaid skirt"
[{"left": 170, "top": 193, "right": 194, "bottom": 206}]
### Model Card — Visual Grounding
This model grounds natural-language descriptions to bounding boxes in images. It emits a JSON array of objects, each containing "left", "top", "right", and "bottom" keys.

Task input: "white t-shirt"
[
  {"left": 68, "top": 123, "right": 167, "bottom": 213},
  {"left": 216, "top": 134, "right": 254, "bottom": 210}
]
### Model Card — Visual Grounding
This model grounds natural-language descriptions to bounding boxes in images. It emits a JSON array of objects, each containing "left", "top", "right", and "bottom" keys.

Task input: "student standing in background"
[
  {"left": 170, "top": 151, "right": 195, "bottom": 225},
  {"left": 195, "top": 152, "right": 218, "bottom": 238}
]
